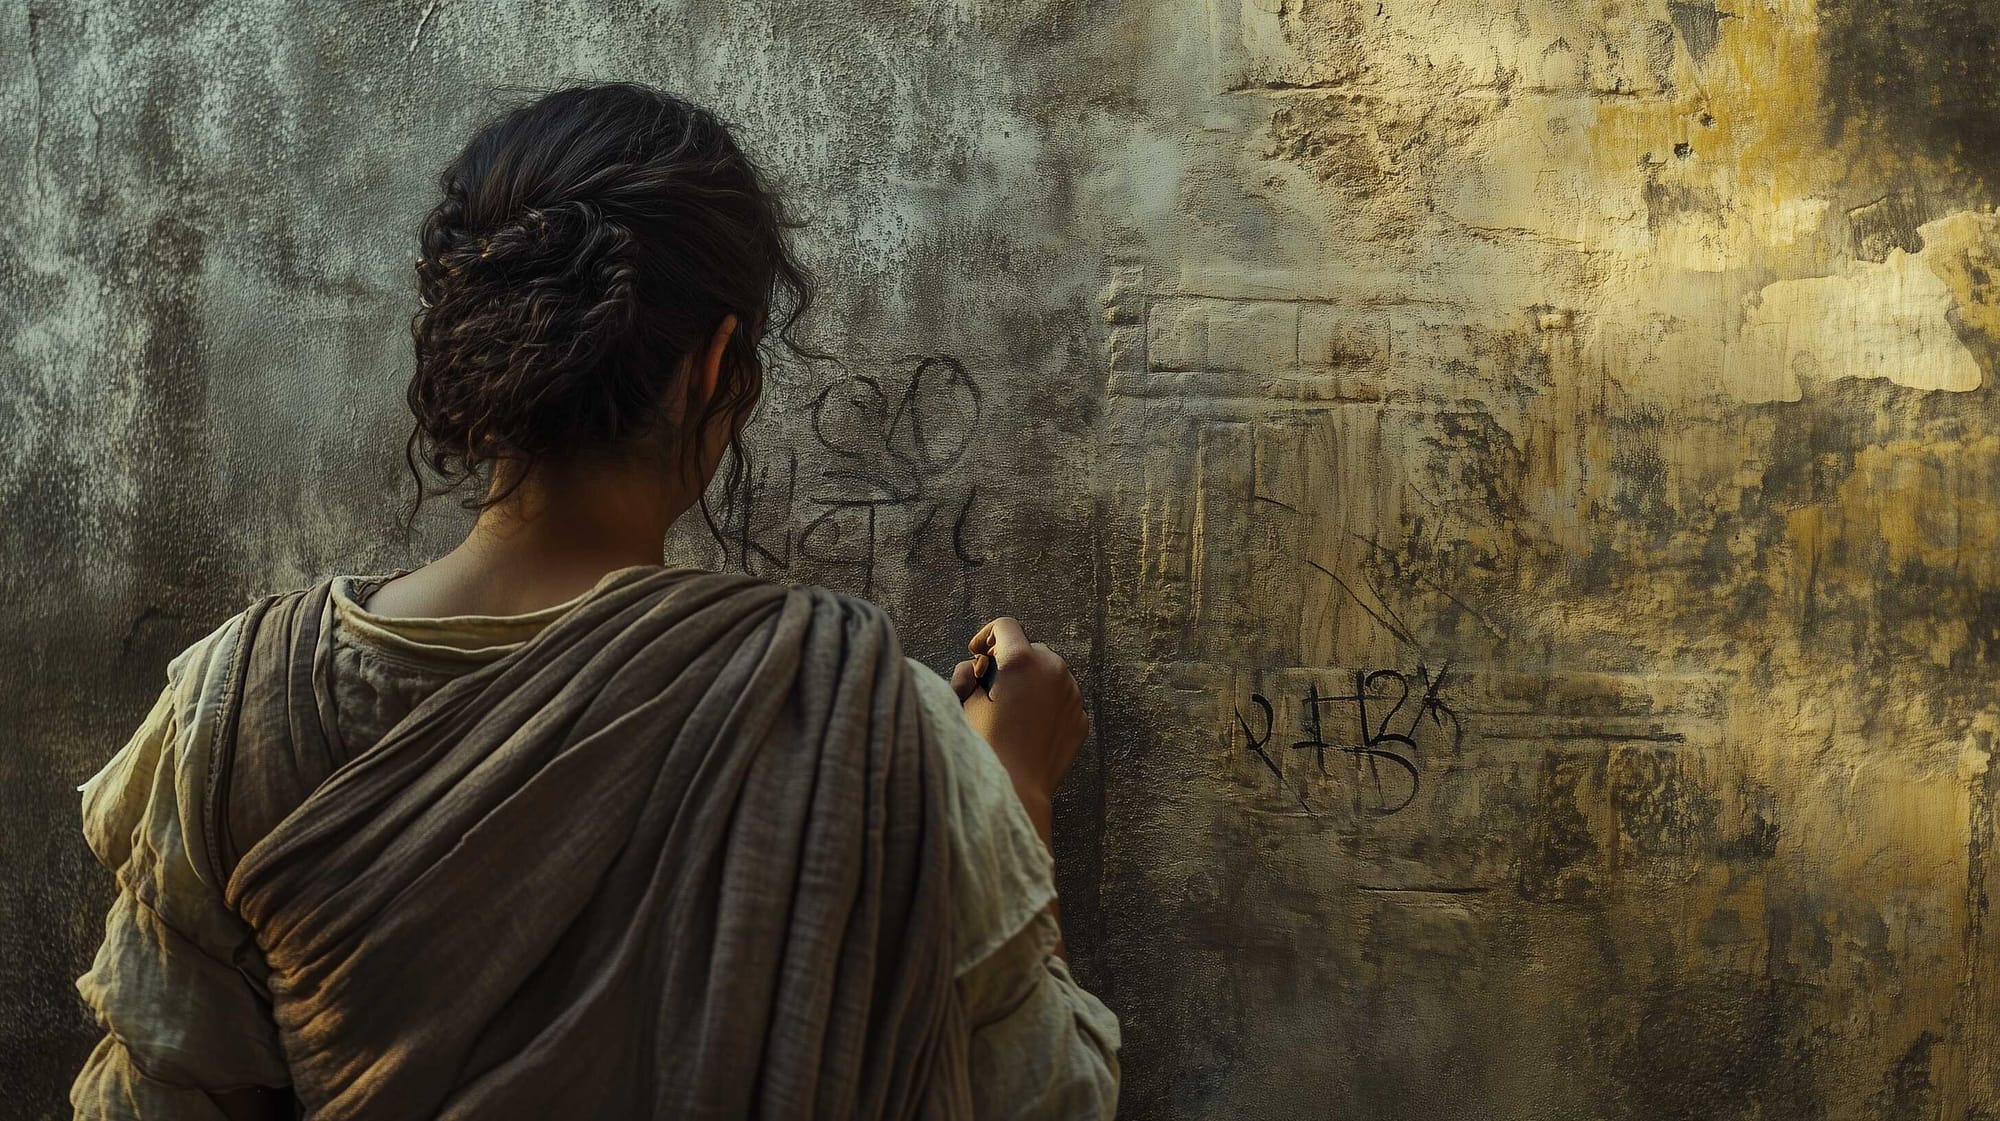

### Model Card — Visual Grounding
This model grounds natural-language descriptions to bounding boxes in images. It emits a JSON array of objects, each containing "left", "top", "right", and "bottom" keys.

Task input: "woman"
[{"left": 71, "top": 83, "right": 1118, "bottom": 1120}]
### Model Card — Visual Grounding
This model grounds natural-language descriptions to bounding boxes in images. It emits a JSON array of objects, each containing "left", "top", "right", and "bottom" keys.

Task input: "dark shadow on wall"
[{"left": 1821, "top": 0, "right": 2000, "bottom": 193}]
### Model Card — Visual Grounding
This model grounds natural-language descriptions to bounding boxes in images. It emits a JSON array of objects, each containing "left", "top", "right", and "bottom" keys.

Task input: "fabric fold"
[{"left": 213, "top": 567, "right": 971, "bottom": 1120}]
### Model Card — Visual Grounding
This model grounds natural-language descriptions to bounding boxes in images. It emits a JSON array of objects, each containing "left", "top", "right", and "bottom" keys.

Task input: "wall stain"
[
  {"left": 1868, "top": 1032, "right": 1939, "bottom": 1121},
  {"left": 1849, "top": 192, "right": 1929, "bottom": 263},
  {"left": 1518, "top": 751, "right": 1603, "bottom": 903},
  {"left": 13, "top": 0, "right": 2000, "bottom": 1117},
  {"left": 1821, "top": 0, "right": 2000, "bottom": 192},
  {"left": 1666, "top": 0, "right": 1725, "bottom": 63},
  {"left": 1601, "top": 979, "right": 1828, "bottom": 1121}
]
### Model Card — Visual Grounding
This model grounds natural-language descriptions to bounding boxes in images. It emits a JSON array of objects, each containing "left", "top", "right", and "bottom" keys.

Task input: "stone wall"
[{"left": 4, "top": 2, "right": 1996, "bottom": 1118}]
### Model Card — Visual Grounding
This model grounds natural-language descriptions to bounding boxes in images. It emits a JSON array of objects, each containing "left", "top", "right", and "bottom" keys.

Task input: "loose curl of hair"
[{"left": 404, "top": 82, "right": 819, "bottom": 532}]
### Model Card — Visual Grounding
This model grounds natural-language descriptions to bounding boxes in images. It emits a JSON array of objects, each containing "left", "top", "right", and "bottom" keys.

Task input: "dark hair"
[{"left": 404, "top": 82, "right": 817, "bottom": 524}]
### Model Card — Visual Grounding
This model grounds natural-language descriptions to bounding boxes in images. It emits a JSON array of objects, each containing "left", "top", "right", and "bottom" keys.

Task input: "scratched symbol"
[
  {"left": 1233, "top": 663, "right": 1460, "bottom": 817},
  {"left": 794, "top": 354, "right": 988, "bottom": 595}
]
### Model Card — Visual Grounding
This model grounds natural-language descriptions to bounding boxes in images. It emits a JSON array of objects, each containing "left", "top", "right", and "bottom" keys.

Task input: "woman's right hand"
[{"left": 950, "top": 617, "right": 1088, "bottom": 816}]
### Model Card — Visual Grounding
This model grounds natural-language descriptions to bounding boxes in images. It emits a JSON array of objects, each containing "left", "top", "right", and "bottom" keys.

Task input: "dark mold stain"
[
  {"left": 1608, "top": 406, "right": 1672, "bottom": 526},
  {"left": 0, "top": 232, "right": 68, "bottom": 338},
  {"left": 1425, "top": 408, "right": 1526, "bottom": 523},
  {"left": 1571, "top": 535, "right": 1620, "bottom": 595},
  {"left": 1736, "top": 375, "right": 2000, "bottom": 668},
  {"left": 1601, "top": 978, "right": 1828, "bottom": 1121},
  {"left": 1767, "top": 899, "right": 1837, "bottom": 978},
  {"left": 116, "top": 213, "right": 222, "bottom": 600},
  {"left": 1970, "top": 731, "right": 1995, "bottom": 978},
  {"left": 1698, "top": 906, "right": 1744, "bottom": 949},
  {"left": 1667, "top": 0, "right": 1725, "bottom": 63},
  {"left": 1718, "top": 783, "right": 1781, "bottom": 862},
  {"left": 1610, "top": 747, "right": 1719, "bottom": 867},
  {"left": 1519, "top": 750, "right": 1604, "bottom": 902},
  {"left": 1869, "top": 1032, "right": 1939, "bottom": 1121},
  {"left": 1642, "top": 165, "right": 1723, "bottom": 231},
  {"left": 1821, "top": 0, "right": 2000, "bottom": 193},
  {"left": 1848, "top": 191, "right": 1929, "bottom": 262}
]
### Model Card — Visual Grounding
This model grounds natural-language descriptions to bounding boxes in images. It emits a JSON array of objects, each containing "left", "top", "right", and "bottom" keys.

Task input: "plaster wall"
[{"left": 4, "top": 2, "right": 1997, "bottom": 1118}]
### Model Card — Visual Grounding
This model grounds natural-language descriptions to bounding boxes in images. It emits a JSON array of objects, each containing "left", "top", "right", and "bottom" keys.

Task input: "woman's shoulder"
[
  {"left": 80, "top": 581, "right": 327, "bottom": 874},
  {"left": 158, "top": 578, "right": 342, "bottom": 692},
  {"left": 899, "top": 656, "right": 1059, "bottom": 975},
  {"left": 79, "top": 605, "right": 253, "bottom": 893}
]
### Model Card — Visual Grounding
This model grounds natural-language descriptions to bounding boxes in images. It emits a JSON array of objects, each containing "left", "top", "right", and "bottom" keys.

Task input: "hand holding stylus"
[{"left": 950, "top": 617, "right": 1088, "bottom": 823}]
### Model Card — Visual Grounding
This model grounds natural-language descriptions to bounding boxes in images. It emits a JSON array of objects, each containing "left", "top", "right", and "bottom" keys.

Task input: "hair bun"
[
  {"left": 404, "top": 83, "right": 817, "bottom": 518},
  {"left": 438, "top": 202, "right": 633, "bottom": 310},
  {"left": 412, "top": 198, "right": 641, "bottom": 459}
]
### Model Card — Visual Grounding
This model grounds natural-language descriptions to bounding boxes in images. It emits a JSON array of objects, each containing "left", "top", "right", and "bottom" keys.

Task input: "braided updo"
[{"left": 405, "top": 83, "right": 815, "bottom": 512}]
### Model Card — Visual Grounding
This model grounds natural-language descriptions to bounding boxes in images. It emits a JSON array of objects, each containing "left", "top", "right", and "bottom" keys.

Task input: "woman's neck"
[{"left": 369, "top": 455, "right": 705, "bottom": 619}]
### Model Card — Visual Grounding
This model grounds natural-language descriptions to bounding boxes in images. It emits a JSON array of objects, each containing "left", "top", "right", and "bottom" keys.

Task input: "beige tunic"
[{"left": 72, "top": 571, "right": 1119, "bottom": 1120}]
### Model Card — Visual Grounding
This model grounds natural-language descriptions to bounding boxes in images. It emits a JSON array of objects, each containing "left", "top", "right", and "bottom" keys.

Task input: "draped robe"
[{"left": 207, "top": 567, "right": 970, "bottom": 1119}]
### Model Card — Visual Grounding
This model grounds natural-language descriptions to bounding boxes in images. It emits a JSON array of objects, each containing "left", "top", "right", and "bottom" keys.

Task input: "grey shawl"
[{"left": 208, "top": 567, "right": 970, "bottom": 1119}]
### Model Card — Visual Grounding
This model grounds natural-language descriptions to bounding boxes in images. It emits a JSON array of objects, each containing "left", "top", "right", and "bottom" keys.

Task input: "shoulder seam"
[{"left": 198, "top": 592, "right": 293, "bottom": 893}]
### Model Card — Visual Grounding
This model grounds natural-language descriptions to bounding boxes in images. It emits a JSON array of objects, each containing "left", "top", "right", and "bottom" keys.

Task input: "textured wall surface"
[{"left": 5, "top": 2, "right": 1999, "bottom": 1118}]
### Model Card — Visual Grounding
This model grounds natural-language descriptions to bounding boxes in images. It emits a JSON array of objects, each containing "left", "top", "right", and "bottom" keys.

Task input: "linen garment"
[{"left": 71, "top": 565, "right": 1118, "bottom": 1120}]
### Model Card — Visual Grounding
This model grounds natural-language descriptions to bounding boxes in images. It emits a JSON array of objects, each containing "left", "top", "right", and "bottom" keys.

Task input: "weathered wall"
[{"left": 4, "top": 1, "right": 1997, "bottom": 1118}]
